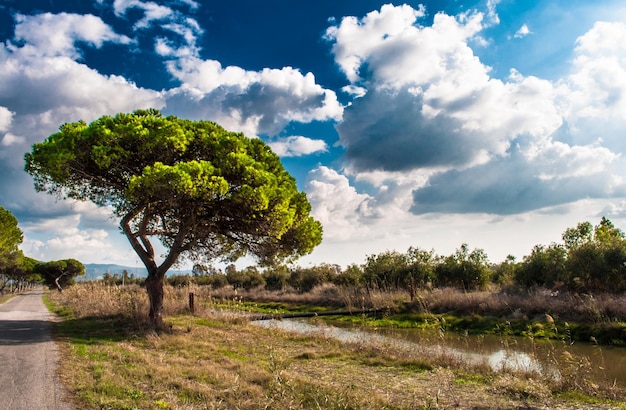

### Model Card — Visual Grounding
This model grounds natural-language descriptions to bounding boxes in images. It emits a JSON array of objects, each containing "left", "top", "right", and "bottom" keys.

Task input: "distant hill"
[{"left": 79, "top": 263, "right": 193, "bottom": 281}]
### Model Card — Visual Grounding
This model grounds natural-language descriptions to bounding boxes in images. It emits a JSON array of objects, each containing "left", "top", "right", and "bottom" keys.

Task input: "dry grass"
[
  {"left": 209, "top": 282, "right": 404, "bottom": 311},
  {"left": 198, "top": 283, "right": 626, "bottom": 324},
  {"left": 45, "top": 283, "right": 626, "bottom": 409},
  {"left": 413, "top": 287, "right": 626, "bottom": 323}
]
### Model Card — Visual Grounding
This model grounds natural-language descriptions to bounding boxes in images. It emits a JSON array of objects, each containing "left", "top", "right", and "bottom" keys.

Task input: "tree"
[
  {"left": 562, "top": 221, "right": 593, "bottom": 251},
  {"left": 404, "top": 246, "right": 436, "bottom": 295},
  {"left": 0, "top": 206, "right": 23, "bottom": 271},
  {"left": 34, "top": 259, "right": 85, "bottom": 291},
  {"left": 593, "top": 216, "right": 625, "bottom": 245},
  {"left": 435, "top": 244, "right": 491, "bottom": 290},
  {"left": 363, "top": 251, "right": 407, "bottom": 292},
  {"left": 0, "top": 207, "right": 25, "bottom": 293},
  {"left": 566, "top": 217, "right": 626, "bottom": 292},
  {"left": 515, "top": 243, "right": 567, "bottom": 288},
  {"left": 25, "top": 109, "right": 322, "bottom": 325}
]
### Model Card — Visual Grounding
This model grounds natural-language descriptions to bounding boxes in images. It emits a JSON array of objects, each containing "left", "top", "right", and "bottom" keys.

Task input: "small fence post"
[{"left": 188, "top": 292, "right": 195, "bottom": 313}]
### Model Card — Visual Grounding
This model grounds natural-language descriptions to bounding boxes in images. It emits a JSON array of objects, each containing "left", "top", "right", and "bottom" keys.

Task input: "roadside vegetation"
[{"left": 47, "top": 284, "right": 626, "bottom": 409}]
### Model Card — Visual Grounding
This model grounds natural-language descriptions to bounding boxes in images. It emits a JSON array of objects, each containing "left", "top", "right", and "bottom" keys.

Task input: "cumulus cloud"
[
  {"left": 19, "top": 213, "right": 118, "bottom": 263},
  {"left": 324, "top": 4, "right": 626, "bottom": 216},
  {"left": 268, "top": 136, "right": 327, "bottom": 157},
  {"left": 330, "top": 5, "right": 561, "bottom": 173},
  {"left": 13, "top": 12, "right": 132, "bottom": 58},
  {"left": 557, "top": 21, "right": 626, "bottom": 148},
  {"left": 305, "top": 166, "right": 375, "bottom": 240},
  {"left": 411, "top": 140, "right": 623, "bottom": 215},
  {"left": 0, "top": 106, "right": 13, "bottom": 132},
  {"left": 164, "top": 57, "right": 343, "bottom": 137}
]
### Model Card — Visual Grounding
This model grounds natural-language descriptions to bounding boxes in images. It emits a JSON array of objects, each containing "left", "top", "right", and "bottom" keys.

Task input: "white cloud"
[
  {"left": 514, "top": 24, "right": 532, "bottom": 38},
  {"left": 486, "top": 0, "right": 501, "bottom": 25},
  {"left": 325, "top": 4, "right": 427, "bottom": 84},
  {"left": 112, "top": 0, "right": 202, "bottom": 56},
  {"left": 164, "top": 57, "right": 343, "bottom": 137},
  {"left": 0, "top": 16, "right": 163, "bottom": 167},
  {"left": 13, "top": 13, "right": 132, "bottom": 58},
  {"left": 268, "top": 136, "right": 327, "bottom": 157},
  {"left": 0, "top": 106, "right": 12, "bottom": 132},
  {"left": 305, "top": 166, "right": 374, "bottom": 240},
  {"left": 326, "top": 4, "right": 484, "bottom": 88},
  {"left": 322, "top": 4, "right": 626, "bottom": 218},
  {"left": 1, "top": 133, "right": 24, "bottom": 146},
  {"left": 559, "top": 21, "right": 626, "bottom": 146},
  {"left": 20, "top": 214, "right": 116, "bottom": 263},
  {"left": 113, "top": 0, "right": 171, "bottom": 22}
]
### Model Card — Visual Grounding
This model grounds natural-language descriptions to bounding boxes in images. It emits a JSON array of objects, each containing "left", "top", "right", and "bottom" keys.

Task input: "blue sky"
[{"left": 1, "top": 0, "right": 626, "bottom": 269}]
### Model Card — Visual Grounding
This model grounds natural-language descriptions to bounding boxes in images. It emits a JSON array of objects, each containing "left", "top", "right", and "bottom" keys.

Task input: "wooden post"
[{"left": 188, "top": 292, "right": 195, "bottom": 313}]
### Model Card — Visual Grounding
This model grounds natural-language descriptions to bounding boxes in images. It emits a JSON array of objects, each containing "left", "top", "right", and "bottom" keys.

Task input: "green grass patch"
[{"left": 555, "top": 391, "right": 626, "bottom": 408}]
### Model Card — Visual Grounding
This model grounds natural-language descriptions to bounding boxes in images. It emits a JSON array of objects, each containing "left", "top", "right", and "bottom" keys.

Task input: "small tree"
[
  {"left": 515, "top": 243, "right": 567, "bottom": 288},
  {"left": 25, "top": 110, "right": 322, "bottom": 325},
  {"left": 263, "top": 265, "right": 290, "bottom": 291},
  {"left": 435, "top": 244, "right": 490, "bottom": 290},
  {"left": 35, "top": 259, "right": 85, "bottom": 291}
]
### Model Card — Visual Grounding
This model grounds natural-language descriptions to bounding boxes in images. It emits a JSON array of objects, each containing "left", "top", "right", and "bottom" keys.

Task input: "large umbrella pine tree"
[{"left": 25, "top": 109, "right": 323, "bottom": 325}]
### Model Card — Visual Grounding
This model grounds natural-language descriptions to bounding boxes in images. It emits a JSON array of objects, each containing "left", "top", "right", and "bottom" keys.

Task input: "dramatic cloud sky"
[{"left": 2, "top": 0, "right": 626, "bottom": 269}]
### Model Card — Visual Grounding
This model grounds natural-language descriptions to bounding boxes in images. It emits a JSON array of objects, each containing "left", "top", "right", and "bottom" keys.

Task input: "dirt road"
[{"left": 0, "top": 288, "right": 73, "bottom": 409}]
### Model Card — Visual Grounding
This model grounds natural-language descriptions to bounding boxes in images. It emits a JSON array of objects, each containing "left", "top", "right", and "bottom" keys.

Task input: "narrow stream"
[{"left": 254, "top": 318, "right": 626, "bottom": 386}]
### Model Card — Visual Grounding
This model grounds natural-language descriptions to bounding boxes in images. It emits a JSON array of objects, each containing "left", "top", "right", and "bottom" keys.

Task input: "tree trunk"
[
  {"left": 54, "top": 275, "right": 64, "bottom": 292},
  {"left": 145, "top": 275, "right": 164, "bottom": 327}
]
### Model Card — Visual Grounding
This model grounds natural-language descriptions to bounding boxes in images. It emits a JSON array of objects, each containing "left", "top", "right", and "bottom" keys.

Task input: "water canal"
[{"left": 255, "top": 318, "right": 626, "bottom": 386}]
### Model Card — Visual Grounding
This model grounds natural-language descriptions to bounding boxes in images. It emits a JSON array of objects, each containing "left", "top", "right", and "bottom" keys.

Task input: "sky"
[{"left": 1, "top": 0, "right": 626, "bottom": 270}]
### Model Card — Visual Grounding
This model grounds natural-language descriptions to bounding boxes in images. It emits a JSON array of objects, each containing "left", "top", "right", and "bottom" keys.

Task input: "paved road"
[{"left": 0, "top": 288, "right": 73, "bottom": 410}]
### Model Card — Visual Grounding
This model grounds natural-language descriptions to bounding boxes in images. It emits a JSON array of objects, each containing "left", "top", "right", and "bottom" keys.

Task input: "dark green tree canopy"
[
  {"left": 25, "top": 109, "right": 322, "bottom": 324},
  {"left": 34, "top": 258, "right": 85, "bottom": 292},
  {"left": 25, "top": 109, "right": 322, "bottom": 271},
  {"left": 25, "top": 109, "right": 322, "bottom": 322}
]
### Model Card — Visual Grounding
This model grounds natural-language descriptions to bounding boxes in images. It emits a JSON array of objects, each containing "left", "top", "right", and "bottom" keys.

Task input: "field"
[{"left": 45, "top": 283, "right": 626, "bottom": 409}]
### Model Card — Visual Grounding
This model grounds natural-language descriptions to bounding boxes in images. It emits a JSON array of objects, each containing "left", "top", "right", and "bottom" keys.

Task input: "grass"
[
  {"left": 47, "top": 283, "right": 626, "bottom": 409},
  {"left": 0, "top": 292, "right": 14, "bottom": 304}
]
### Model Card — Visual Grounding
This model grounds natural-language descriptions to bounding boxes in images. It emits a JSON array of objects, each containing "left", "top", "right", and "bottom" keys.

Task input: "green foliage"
[
  {"left": 516, "top": 217, "right": 626, "bottom": 293},
  {"left": 24, "top": 109, "right": 323, "bottom": 282},
  {"left": 226, "top": 265, "right": 265, "bottom": 290},
  {"left": 101, "top": 270, "right": 142, "bottom": 286},
  {"left": 562, "top": 221, "right": 593, "bottom": 250},
  {"left": 492, "top": 255, "right": 518, "bottom": 286},
  {"left": 515, "top": 243, "right": 567, "bottom": 288},
  {"left": 263, "top": 265, "right": 290, "bottom": 291},
  {"left": 288, "top": 264, "right": 337, "bottom": 293},
  {"left": 0, "top": 206, "right": 23, "bottom": 269},
  {"left": 435, "top": 244, "right": 490, "bottom": 290},
  {"left": 363, "top": 250, "right": 407, "bottom": 292},
  {"left": 333, "top": 264, "right": 364, "bottom": 288},
  {"left": 35, "top": 258, "right": 85, "bottom": 291}
]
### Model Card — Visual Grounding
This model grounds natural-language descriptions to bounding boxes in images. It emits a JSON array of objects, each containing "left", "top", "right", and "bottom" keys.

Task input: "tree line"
[
  {"left": 4, "top": 198, "right": 626, "bottom": 296},
  {"left": 161, "top": 216, "right": 626, "bottom": 296}
]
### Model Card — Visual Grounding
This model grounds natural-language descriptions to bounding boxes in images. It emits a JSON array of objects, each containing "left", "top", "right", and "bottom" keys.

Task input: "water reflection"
[{"left": 255, "top": 318, "right": 625, "bottom": 386}]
